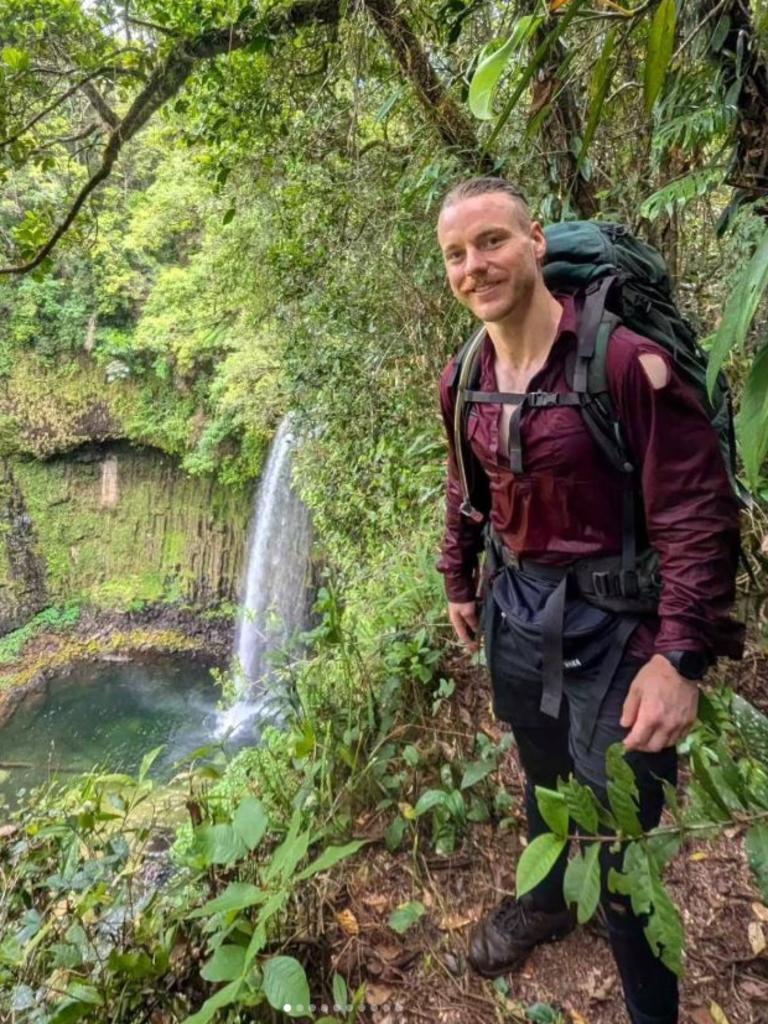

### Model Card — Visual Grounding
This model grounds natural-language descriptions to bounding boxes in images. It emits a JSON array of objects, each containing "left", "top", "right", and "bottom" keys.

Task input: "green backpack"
[{"left": 451, "top": 220, "right": 743, "bottom": 603}]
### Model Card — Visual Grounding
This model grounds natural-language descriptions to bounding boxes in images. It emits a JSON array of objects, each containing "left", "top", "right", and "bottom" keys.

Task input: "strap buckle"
[
  {"left": 460, "top": 499, "right": 485, "bottom": 524},
  {"left": 592, "top": 571, "right": 613, "bottom": 598},
  {"left": 619, "top": 569, "right": 639, "bottom": 598}
]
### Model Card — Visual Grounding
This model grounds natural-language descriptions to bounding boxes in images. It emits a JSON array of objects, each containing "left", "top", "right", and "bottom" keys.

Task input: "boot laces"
[{"left": 492, "top": 896, "right": 529, "bottom": 937}]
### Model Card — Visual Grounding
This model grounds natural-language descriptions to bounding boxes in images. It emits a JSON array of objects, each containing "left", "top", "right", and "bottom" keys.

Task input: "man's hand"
[
  {"left": 620, "top": 654, "right": 699, "bottom": 752},
  {"left": 448, "top": 600, "right": 480, "bottom": 653}
]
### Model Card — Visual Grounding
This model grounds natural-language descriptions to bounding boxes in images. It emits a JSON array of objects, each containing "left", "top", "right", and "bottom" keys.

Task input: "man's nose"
[{"left": 464, "top": 246, "right": 488, "bottom": 277}]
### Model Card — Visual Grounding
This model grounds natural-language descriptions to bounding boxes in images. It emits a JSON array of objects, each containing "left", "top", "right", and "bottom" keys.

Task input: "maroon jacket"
[{"left": 438, "top": 296, "right": 744, "bottom": 660}]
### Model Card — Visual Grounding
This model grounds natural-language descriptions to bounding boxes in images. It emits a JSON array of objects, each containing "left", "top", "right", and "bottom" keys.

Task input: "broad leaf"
[
  {"left": 138, "top": 745, "right": 164, "bottom": 783},
  {"left": 263, "top": 956, "right": 311, "bottom": 1017},
  {"left": 295, "top": 840, "right": 367, "bottom": 881},
  {"left": 191, "top": 824, "right": 246, "bottom": 866},
  {"left": 535, "top": 787, "right": 568, "bottom": 837},
  {"left": 190, "top": 881, "right": 265, "bottom": 918},
  {"left": 414, "top": 789, "right": 448, "bottom": 816},
  {"left": 609, "top": 844, "right": 684, "bottom": 976},
  {"left": 746, "top": 823, "right": 768, "bottom": 902},
  {"left": 232, "top": 796, "right": 268, "bottom": 851},
  {"left": 606, "top": 744, "right": 642, "bottom": 837},
  {"left": 563, "top": 841, "right": 601, "bottom": 923},
  {"left": 732, "top": 694, "right": 768, "bottom": 767},
  {"left": 182, "top": 979, "right": 242, "bottom": 1024},
  {"left": 460, "top": 759, "right": 496, "bottom": 790},
  {"left": 468, "top": 17, "right": 543, "bottom": 121},
  {"left": 707, "top": 226, "right": 768, "bottom": 395},
  {"left": 737, "top": 342, "right": 768, "bottom": 486},
  {"left": 558, "top": 777, "right": 599, "bottom": 834},
  {"left": 644, "top": 0, "right": 677, "bottom": 114},
  {"left": 200, "top": 944, "right": 245, "bottom": 983},
  {"left": 388, "top": 900, "right": 426, "bottom": 934},
  {"left": 516, "top": 833, "right": 567, "bottom": 898}
]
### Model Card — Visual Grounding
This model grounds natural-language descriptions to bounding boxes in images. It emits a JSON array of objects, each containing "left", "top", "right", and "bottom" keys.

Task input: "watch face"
[{"left": 676, "top": 651, "right": 709, "bottom": 679}]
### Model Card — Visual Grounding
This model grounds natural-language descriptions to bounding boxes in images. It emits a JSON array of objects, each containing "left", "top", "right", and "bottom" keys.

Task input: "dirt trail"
[{"left": 319, "top": 657, "right": 768, "bottom": 1024}]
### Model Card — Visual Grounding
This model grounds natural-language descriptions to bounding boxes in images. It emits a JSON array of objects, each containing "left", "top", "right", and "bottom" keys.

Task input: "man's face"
[{"left": 437, "top": 192, "right": 546, "bottom": 325}]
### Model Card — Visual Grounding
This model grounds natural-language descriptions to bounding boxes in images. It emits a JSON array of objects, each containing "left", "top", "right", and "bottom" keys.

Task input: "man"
[{"left": 436, "top": 177, "right": 743, "bottom": 1024}]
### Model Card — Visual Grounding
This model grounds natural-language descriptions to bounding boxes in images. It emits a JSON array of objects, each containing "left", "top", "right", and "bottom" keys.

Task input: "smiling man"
[{"left": 436, "top": 178, "right": 743, "bottom": 1024}]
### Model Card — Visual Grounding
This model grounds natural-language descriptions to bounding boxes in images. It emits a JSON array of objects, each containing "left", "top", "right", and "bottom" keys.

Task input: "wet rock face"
[
  {"left": 0, "top": 461, "right": 48, "bottom": 633},
  {"left": 0, "top": 443, "right": 252, "bottom": 629}
]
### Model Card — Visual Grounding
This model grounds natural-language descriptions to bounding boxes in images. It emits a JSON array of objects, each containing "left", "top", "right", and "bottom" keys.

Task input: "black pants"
[{"left": 487, "top": 599, "right": 679, "bottom": 1024}]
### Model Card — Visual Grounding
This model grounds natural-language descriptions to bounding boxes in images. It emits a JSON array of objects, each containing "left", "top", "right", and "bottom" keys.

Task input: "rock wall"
[{"left": 0, "top": 444, "right": 251, "bottom": 627}]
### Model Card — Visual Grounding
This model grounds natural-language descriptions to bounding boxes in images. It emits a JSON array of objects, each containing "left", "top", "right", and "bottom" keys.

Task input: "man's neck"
[{"left": 485, "top": 286, "right": 564, "bottom": 372}]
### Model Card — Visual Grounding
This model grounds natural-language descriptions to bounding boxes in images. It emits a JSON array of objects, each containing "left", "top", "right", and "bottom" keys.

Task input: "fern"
[{"left": 640, "top": 167, "right": 725, "bottom": 221}]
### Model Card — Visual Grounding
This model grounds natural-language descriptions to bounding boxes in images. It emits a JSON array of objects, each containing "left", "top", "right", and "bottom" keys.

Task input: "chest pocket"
[{"left": 520, "top": 401, "right": 596, "bottom": 474}]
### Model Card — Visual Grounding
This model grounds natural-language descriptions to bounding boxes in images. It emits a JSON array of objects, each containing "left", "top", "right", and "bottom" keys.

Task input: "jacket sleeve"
[
  {"left": 436, "top": 360, "right": 489, "bottom": 603},
  {"left": 608, "top": 334, "right": 744, "bottom": 659}
]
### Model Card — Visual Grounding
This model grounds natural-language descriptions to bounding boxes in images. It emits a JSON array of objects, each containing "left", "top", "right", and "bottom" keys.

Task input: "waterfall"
[{"left": 217, "top": 416, "right": 313, "bottom": 736}]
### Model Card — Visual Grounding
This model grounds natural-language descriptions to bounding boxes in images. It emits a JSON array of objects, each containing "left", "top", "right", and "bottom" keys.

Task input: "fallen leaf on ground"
[
  {"left": 709, "top": 1002, "right": 732, "bottom": 1024},
  {"left": 570, "top": 1010, "right": 590, "bottom": 1024},
  {"left": 739, "top": 978, "right": 768, "bottom": 1000},
  {"left": 0, "top": 824, "right": 18, "bottom": 840},
  {"left": 753, "top": 902, "right": 768, "bottom": 923},
  {"left": 362, "top": 893, "right": 389, "bottom": 911},
  {"left": 335, "top": 909, "right": 359, "bottom": 936},
  {"left": 689, "top": 851, "right": 709, "bottom": 862},
  {"left": 749, "top": 921, "right": 766, "bottom": 955},
  {"left": 438, "top": 911, "right": 474, "bottom": 931},
  {"left": 690, "top": 1009, "right": 716, "bottom": 1024},
  {"left": 365, "top": 983, "right": 394, "bottom": 1006},
  {"left": 374, "top": 943, "right": 402, "bottom": 962}
]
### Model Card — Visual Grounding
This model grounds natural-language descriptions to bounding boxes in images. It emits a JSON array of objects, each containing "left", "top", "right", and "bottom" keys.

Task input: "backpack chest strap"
[{"left": 463, "top": 388, "right": 589, "bottom": 472}]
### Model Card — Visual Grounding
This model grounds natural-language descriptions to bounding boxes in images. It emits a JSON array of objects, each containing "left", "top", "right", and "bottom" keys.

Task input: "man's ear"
[{"left": 530, "top": 220, "right": 547, "bottom": 263}]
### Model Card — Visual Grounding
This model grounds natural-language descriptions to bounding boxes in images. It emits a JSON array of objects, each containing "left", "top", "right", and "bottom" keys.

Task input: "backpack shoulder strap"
[{"left": 452, "top": 326, "right": 486, "bottom": 523}]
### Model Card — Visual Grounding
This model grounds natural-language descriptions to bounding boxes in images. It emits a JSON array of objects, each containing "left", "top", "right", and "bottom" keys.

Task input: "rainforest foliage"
[{"left": 4, "top": 0, "right": 768, "bottom": 1021}]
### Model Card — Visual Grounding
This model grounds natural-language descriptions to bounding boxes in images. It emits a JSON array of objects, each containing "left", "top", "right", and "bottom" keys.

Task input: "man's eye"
[{"left": 445, "top": 251, "right": 463, "bottom": 262}]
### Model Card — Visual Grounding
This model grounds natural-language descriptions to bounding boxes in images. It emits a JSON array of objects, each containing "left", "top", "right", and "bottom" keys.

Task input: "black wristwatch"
[{"left": 660, "top": 650, "right": 710, "bottom": 681}]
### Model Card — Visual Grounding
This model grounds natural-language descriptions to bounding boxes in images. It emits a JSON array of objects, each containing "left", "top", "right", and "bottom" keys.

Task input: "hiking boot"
[{"left": 467, "top": 893, "right": 575, "bottom": 979}]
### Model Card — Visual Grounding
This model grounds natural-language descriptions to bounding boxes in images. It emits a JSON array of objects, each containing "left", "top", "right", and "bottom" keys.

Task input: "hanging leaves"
[
  {"left": 516, "top": 833, "right": 567, "bottom": 897},
  {"left": 577, "top": 27, "right": 618, "bottom": 170},
  {"left": 644, "top": 0, "right": 677, "bottom": 114},
  {"left": 737, "top": 342, "right": 768, "bottom": 487},
  {"left": 706, "top": 227, "right": 768, "bottom": 397},
  {"left": 563, "top": 841, "right": 601, "bottom": 923},
  {"left": 468, "top": 16, "right": 544, "bottom": 121}
]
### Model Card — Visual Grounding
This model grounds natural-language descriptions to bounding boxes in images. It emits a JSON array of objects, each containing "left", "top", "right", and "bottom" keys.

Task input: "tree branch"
[
  {"left": 362, "top": 0, "right": 493, "bottom": 173},
  {"left": 80, "top": 81, "right": 119, "bottom": 130}
]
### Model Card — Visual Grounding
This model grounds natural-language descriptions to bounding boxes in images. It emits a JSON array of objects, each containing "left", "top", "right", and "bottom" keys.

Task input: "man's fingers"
[{"left": 620, "top": 685, "right": 641, "bottom": 729}]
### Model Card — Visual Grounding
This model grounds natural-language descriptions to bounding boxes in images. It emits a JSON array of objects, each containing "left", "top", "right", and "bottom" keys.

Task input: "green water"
[{"left": 0, "top": 657, "right": 223, "bottom": 803}]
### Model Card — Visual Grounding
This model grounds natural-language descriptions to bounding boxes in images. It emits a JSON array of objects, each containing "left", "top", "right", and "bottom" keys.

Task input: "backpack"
[{"left": 451, "top": 220, "right": 745, "bottom": 605}]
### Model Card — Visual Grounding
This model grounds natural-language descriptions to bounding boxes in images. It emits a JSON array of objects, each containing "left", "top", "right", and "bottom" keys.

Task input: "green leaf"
[
  {"left": 295, "top": 840, "right": 367, "bottom": 881},
  {"left": 558, "top": 777, "right": 599, "bottom": 834},
  {"left": 414, "top": 789, "right": 448, "bottom": 816},
  {"left": 733, "top": 694, "right": 768, "bottom": 766},
  {"left": 262, "top": 956, "right": 311, "bottom": 1017},
  {"left": 707, "top": 227, "right": 768, "bottom": 395},
  {"left": 737, "top": 342, "right": 768, "bottom": 486},
  {"left": 746, "top": 823, "right": 768, "bottom": 902},
  {"left": 182, "top": 979, "right": 242, "bottom": 1024},
  {"left": 189, "top": 881, "right": 265, "bottom": 918},
  {"left": 388, "top": 900, "right": 426, "bottom": 934},
  {"left": 200, "top": 944, "right": 245, "bottom": 983},
  {"left": 232, "top": 796, "right": 268, "bottom": 851},
  {"left": 264, "top": 810, "right": 310, "bottom": 883},
  {"left": 535, "top": 787, "right": 568, "bottom": 837},
  {"left": 138, "top": 745, "right": 164, "bottom": 782},
  {"left": 332, "top": 972, "right": 348, "bottom": 1010},
  {"left": 563, "top": 841, "right": 601, "bottom": 924},
  {"left": 577, "top": 27, "right": 618, "bottom": 170},
  {"left": 385, "top": 815, "right": 407, "bottom": 852},
  {"left": 516, "top": 833, "right": 567, "bottom": 898},
  {"left": 609, "top": 844, "right": 684, "bottom": 976},
  {"left": 468, "top": 17, "right": 543, "bottom": 120},
  {"left": 460, "top": 759, "right": 496, "bottom": 790},
  {"left": 191, "top": 823, "right": 246, "bottom": 866},
  {"left": 606, "top": 744, "right": 642, "bottom": 837},
  {"left": 1, "top": 47, "right": 30, "bottom": 72},
  {"left": 222, "top": 206, "right": 236, "bottom": 225},
  {"left": 644, "top": 0, "right": 677, "bottom": 114}
]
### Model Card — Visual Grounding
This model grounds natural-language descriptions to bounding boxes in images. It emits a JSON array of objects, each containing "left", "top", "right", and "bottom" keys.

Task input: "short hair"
[{"left": 440, "top": 177, "right": 531, "bottom": 226}]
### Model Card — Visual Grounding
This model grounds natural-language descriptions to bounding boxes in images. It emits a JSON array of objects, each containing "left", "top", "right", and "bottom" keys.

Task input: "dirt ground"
[{"left": 318, "top": 656, "right": 768, "bottom": 1024}]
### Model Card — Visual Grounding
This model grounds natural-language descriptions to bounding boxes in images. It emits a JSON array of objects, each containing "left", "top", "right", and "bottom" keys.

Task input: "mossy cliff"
[{"left": 0, "top": 445, "right": 252, "bottom": 631}]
